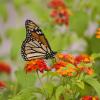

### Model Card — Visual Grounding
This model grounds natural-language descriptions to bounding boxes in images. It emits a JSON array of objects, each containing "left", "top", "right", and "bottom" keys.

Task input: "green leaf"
[
  {"left": 43, "top": 82, "right": 54, "bottom": 97},
  {"left": 0, "top": 3, "right": 8, "bottom": 21},
  {"left": 69, "top": 11, "right": 89, "bottom": 37},
  {"left": 55, "top": 85, "right": 65, "bottom": 100},
  {"left": 13, "top": 0, "right": 30, "bottom": 11},
  {"left": 90, "top": 35, "right": 100, "bottom": 53},
  {"left": 65, "top": 0, "right": 74, "bottom": 7},
  {"left": 84, "top": 77, "right": 100, "bottom": 98},
  {"left": 76, "top": 80, "right": 85, "bottom": 89},
  {"left": 28, "top": 0, "right": 49, "bottom": 22},
  {"left": 89, "top": 0, "right": 100, "bottom": 20},
  {"left": 91, "top": 53, "right": 100, "bottom": 59},
  {"left": 9, "top": 87, "right": 37, "bottom": 100},
  {"left": 6, "top": 28, "right": 25, "bottom": 60},
  {"left": 15, "top": 69, "right": 36, "bottom": 89}
]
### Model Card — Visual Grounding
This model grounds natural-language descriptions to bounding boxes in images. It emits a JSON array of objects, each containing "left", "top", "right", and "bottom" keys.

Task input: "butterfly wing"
[
  {"left": 21, "top": 20, "right": 55, "bottom": 61},
  {"left": 25, "top": 20, "right": 51, "bottom": 50},
  {"left": 21, "top": 38, "right": 47, "bottom": 61}
]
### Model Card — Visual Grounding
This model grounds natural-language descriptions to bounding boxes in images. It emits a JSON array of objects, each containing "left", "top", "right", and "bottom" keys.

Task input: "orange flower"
[
  {"left": 25, "top": 60, "right": 37, "bottom": 73},
  {"left": 56, "top": 53, "right": 75, "bottom": 64},
  {"left": 76, "top": 66, "right": 94, "bottom": 75},
  {"left": 84, "top": 67, "right": 94, "bottom": 75},
  {"left": 57, "top": 65, "right": 76, "bottom": 76},
  {"left": 81, "top": 96, "right": 99, "bottom": 100},
  {"left": 75, "top": 54, "right": 93, "bottom": 65},
  {"left": 53, "top": 61, "right": 67, "bottom": 70},
  {"left": 0, "top": 61, "right": 11, "bottom": 74},
  {"left": 48, "top": 0, "right": 66, "bottom": 9},
  {"left": 56, "top": 53, "right": 94, "bottom": 75},
  {"left": 56, "top": 53, "right": 64, "bottom": 59},
  {"left": 25, "top": 59, "right": 50, "bottom": 73},
  {"left": 48, "top": 0, "right": 71, "bottom": 26},
  {"left": 0, "top": 81, "right": 6, "bottom": 88},
  {"left": 63, "top": 54, "right": 75, "bottom": 64},
  {"left": 50, "top": 8, "right": 69, "bottom": 26}
]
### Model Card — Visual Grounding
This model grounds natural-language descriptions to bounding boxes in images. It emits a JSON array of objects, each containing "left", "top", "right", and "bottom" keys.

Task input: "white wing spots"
[
  {"left": 27, "top": 26, "right": 42, "bottom": 34},
  {"left": 35, "top": 27, "right": 42, "bottom": 34},
  {"left": 35, "top": 27, "right": 38, "bottom": 30},
  {"left": 28, "top": 30, "right": 30, "bottom": 33},
  {"left": 30, "top": 28, "right": 34, "bottom": 32},
  {"left": 37, "top": 31, "right": 42, "bottom": 34}
]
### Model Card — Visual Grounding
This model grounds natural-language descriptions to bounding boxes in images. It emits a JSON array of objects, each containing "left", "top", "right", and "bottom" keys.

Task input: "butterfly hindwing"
[{"left": 21, "top": 38, "right": 46, "bottom": 60}]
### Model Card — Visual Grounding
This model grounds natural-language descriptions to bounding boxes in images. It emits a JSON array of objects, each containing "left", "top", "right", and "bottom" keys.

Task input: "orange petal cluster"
[
  {"left": 81, "top": 96, "right": 99, "bottom": 100},
  {"left": 57, "top": 66, "right": 76, "bottom": 76},
  {"left": 74, "top": 54, "right": 93, "bottom": 65},
  {"left": 24, "top": 53, "right": 94, "bottom": 76},
  {"left": 0, "top": 81, "right": 6, "bottom": 88},
  {"left": 48, "top": 0, "right": 66, "bottom": 8},
  {"left": 54, "top": 53, "right": 94, "bottom": 76},
  {"left": 83, "top": 67, "right": 94, "bottom": 75},
  {"left": 48, "top": 0, "right": 71, "bottom": 26},
  {"left": 76, "top": 66, "right": 94, "bottom": 75},
  {"left": 52, "top": 61, "right": 67, "bottom": 70},
  {"left": 56, "top": 53, "right": 75, "bottom": 64},
  {"left": 25, "top": 59, "right": 50, "bottom": 73}
]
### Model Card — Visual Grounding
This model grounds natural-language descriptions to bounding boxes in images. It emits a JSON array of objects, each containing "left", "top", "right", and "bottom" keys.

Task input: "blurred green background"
[{"left": 0, "top": 0, "right": 100, "bottom": 99}]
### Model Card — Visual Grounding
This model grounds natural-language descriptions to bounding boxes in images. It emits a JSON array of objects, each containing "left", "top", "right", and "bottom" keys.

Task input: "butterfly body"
[{"left": 21, "top": 20, "right": 56, "bottom": 61}]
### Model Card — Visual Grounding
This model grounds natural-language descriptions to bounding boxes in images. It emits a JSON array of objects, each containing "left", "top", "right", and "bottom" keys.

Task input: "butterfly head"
[{"left": 45, "top": 51, "right": 57, "bottom": 59}]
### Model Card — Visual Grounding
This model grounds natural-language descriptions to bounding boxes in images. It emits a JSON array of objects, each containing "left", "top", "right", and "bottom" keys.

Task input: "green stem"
[
  {"left": 36, "top": 71, "right": 49, "bottom": 99},
  {"left": 47, "top": 71, "right": 50, "bottom": 83}
]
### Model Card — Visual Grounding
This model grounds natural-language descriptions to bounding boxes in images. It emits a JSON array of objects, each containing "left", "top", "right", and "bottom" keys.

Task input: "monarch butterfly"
[{"left": 21, "top": 20, "right": 57, "bottom": 61}]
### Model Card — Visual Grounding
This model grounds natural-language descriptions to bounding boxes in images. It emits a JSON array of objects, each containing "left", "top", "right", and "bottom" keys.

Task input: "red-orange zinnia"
[
  {"left": 25, "top": 59, "right": 50, "bottom": 73},
  {"left": 48, "top": 0, "right": 66, "bottom": 9},
  {"left": 84, "top": 67, "right": 94, "bottom": 75},
  {"left": 81, "top": 96, "right": 99, "bottom": 100},
  {"left": 53, "top": 61, "right": 67, "bottom": 70},
  {"left": 0, "top": 81, "right": 6, "bottom": 88},
  {"left": 56, "top": 53, "right": 75, "bottom": 64},
  {"left": 48, "top": 0, "right": 71, "bottom": 26},
  {"left": 75, "top": 54, "right": 93, "bottom": 65},
  {"left": 57, "top": 66, "right": 76, "bottom": 76},
  {"left": 0, "top": 61, "right": 11, "bottom": 74}
]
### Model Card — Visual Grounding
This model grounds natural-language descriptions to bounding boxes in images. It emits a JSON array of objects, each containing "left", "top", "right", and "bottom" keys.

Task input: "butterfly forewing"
[{"left": 25, "top": 20, "right": 51, "bottom": 49}]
